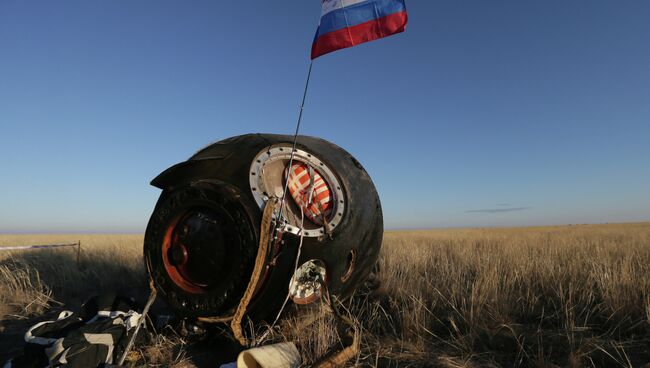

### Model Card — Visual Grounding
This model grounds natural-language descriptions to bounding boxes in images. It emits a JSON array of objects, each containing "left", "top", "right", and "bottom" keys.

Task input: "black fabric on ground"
[{"left": 3, "top": 294, "right": 143, "bottom": 368}]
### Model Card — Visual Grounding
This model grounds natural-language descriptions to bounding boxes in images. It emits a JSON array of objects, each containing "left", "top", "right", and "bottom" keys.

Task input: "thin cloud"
[{"left": 466, "top": 206, "right": 531, "bottom": 214}]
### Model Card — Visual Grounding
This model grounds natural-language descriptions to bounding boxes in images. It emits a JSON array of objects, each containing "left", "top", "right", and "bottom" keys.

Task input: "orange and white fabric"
[{"left": 286, "top": 162, "right": 332, "bottom": 225}]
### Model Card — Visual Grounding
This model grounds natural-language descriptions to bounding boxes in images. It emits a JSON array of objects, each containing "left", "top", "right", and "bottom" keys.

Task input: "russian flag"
[{"left": 311, "top": 0, "right": 408, "bottom": 59}]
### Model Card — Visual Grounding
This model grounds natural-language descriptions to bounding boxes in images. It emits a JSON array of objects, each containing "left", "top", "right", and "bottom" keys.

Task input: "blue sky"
[{"left": 1, "top": 0, "right": 649, "bottom": 233}]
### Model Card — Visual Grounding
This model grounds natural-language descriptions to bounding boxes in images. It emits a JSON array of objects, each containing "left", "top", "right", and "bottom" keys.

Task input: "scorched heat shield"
[{"left": 144, "top": 134, "right": 383, "bottom": 321}]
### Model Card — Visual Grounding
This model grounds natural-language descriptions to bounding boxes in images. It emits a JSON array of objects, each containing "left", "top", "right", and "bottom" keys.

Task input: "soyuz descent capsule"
[{"left": 143, "top": 134, "right": 383, "bottom": 321}]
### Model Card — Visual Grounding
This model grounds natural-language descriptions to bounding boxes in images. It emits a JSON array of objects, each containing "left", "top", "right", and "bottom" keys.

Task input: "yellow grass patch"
[{"left": 1, "top": 223, "right": 649, "bottom": 366}]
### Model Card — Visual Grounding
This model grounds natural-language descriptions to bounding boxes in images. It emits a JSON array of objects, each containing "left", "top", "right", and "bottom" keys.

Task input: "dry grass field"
[{"left": 1, "top": 223, "right": 649, "bottom": 367}]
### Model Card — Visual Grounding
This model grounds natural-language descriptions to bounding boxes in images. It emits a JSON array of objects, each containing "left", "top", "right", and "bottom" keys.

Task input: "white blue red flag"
[{"left": 311, "top": 0, "right": 408, "bottom": 59}]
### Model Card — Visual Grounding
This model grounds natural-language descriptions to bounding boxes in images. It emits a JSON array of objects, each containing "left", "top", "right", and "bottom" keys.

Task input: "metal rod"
[
  {"left": 76, "top": 241, "right": 81, "bottom": 269},
  {"left": 276, "top": 60, "right": 314, "bottom": 227},
  {"left": 117, "top": 288, "right": 157, "bottom": 365}
]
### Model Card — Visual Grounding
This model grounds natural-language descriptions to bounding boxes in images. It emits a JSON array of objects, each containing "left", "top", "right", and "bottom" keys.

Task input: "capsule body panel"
[{"left": 144, "top": 134, "right": 383, "bottom": 320}]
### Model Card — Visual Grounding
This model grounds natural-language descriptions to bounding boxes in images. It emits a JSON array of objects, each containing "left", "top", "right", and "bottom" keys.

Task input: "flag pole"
[
  {"left": 276, "top": 60, "right": 314, "bottom": 227},
  {"left": 259, "top": 59, "right": 314, "bottom": 344}
]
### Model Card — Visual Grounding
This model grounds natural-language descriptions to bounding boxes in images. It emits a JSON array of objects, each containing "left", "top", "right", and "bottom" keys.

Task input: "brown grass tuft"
[{"left": 0, "top": 261, "right": 54, "bottom": 319}]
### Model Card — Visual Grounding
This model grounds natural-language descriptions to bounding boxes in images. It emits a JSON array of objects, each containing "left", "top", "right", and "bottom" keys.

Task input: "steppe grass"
[{"left": 1, "top": 223, "right": 649, "bottom": 367}]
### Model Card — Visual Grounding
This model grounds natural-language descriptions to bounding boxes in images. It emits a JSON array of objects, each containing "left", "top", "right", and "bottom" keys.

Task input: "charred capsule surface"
[{"left": 143, "top": 134, "right": 383, "bottom": 320}]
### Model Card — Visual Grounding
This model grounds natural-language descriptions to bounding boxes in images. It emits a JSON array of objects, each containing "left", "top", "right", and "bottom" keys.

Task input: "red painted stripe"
[{"left": 311, "top": 11, "right": 407, "bottom": 59}]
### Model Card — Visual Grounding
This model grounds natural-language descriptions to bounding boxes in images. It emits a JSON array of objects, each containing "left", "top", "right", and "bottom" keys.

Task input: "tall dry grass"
[
  {"left": 1, "top": 224, "right": 649, "bottom": 367},
  {"left": 277, "top": 223, "right": 650, "bottom": 367},
  {"left": 0, "top": 234, "right": 146, "bottom": 316}
]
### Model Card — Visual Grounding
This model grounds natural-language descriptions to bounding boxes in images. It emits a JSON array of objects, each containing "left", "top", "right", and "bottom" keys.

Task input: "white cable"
[{"left": 254, "top": 171, "right": 312, "bottom": 346}]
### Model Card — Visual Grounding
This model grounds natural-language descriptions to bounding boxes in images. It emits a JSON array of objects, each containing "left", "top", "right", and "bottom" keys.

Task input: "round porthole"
[{"left": 249, "top": 145, "right": 345, "bottom": 237}]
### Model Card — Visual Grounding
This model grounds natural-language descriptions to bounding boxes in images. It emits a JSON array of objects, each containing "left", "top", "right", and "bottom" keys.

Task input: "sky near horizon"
[{"left": 1, "top": 0, "right": 649, "bottom": 233}]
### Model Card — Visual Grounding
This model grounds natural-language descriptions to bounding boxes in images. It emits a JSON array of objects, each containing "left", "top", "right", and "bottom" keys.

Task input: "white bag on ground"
[{"left": 237, "top": 342, "right": 301, "bottom": 368}]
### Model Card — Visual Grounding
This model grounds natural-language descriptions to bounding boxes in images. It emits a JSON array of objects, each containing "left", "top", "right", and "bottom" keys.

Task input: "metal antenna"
[{"left": 276, "top": 60, "right": 314, "bottom": 227}]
